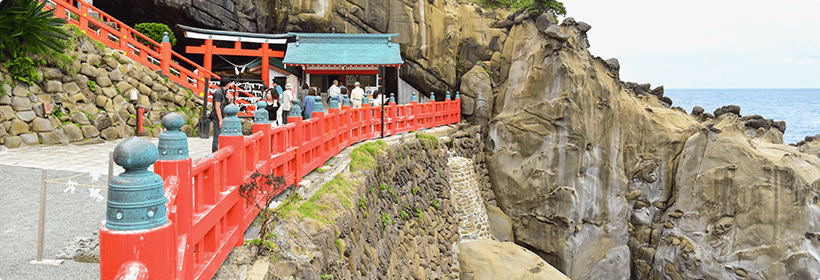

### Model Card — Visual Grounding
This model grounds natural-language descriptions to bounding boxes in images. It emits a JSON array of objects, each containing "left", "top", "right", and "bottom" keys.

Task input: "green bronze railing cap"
[
  {"left": 254, "top": 101, "right": 269, "bottom": 124},
  {"left": 157, "top": 113, "right": 189, "bottom": 160},
  {"left": 222, "top": 104, "right": 242, "bottom": 136}
]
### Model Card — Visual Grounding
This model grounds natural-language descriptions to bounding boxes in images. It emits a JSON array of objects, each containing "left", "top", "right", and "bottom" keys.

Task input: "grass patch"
[
  {"left": 415, "top": 132, "right": 439, "bottom": 149},
  {"left": 349, "top": 140, "right": 388, "bottom": 172},
  {"left": 278, "top": 174, "right": 357, "bottom": 224}
]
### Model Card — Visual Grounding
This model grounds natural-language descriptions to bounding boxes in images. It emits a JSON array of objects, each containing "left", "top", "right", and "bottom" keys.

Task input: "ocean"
[{"left": 663, "top": 88, "right": 820, "bottom": 144}]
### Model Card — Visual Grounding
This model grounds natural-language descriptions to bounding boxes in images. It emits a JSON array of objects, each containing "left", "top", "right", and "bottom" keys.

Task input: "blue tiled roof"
[{"left": 283, "top": 33, "right": 403, "bottom": 66}]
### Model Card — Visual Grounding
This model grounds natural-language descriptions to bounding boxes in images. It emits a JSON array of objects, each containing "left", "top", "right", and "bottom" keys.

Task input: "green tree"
[
  {"left": 134, "top": 22, "right": 177, "bottom": 47},
  {"left": 0, "top": 0, "right": 69, "bottom": 58}
]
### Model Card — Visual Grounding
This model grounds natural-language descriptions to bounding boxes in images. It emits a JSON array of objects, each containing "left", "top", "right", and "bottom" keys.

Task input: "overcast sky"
[{"left": 565, "top": 1, "right": 820, "bottom": 88}]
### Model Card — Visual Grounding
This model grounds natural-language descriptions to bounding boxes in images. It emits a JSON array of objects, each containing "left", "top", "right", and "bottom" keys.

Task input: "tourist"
[
  {"left": 211, "top": 76, "right": 231, "bottom": 152},
  {"left": 264, "top": 89, "right": 280, "bottom": 125},
  {"left": 328, "top": 80, "right": 341, "bottom": 102},
  {"left": 271, "top": 81, "right": 283, "bottom": 97},
  {"left": 302, "top": 88, "right": 317, "bottom": 120},
  {"left": 299, "top": 84, "right": 309, "bottom": 105},
  {"left": 281, "top": 83, "right": 292, "bottom": 124},
  {"left": 350, "top": 82, "right": 364, "bottom": 108}
]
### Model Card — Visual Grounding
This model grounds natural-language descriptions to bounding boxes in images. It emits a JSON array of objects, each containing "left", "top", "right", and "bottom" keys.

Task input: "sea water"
[{"left": 664, "top": 88, "right": 820, "bottom": 144}]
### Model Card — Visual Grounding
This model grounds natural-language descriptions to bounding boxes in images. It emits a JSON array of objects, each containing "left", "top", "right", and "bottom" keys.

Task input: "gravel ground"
[{"left": 0, "top": 165, "right": 107, "bottom": 280}]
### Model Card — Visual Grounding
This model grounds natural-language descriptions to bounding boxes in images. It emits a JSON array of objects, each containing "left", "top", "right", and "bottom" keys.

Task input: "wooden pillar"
[
  {"left": 261, "top": 43, "right": 270, "bottom": 88},
  {"left": 203, "top": 39, "right": 214, "bottom": 72}
]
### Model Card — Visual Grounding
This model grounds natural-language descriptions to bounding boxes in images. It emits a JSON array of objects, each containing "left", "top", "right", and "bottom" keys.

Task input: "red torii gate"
[{"left": 178, "top": 25, "right": 290, "bottom": 87}]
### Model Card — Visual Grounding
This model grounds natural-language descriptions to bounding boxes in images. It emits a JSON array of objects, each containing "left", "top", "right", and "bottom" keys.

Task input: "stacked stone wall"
[
  {"left": 448, "top": 157, "right": 493, "bottom": 242},
  {"left": 262, "top": 128, "right": 488, "bottom": 279},
  {"left": 0, "top": 31, "right": 215, "bottom": 149},
  {"left": 447, "top": 125, "right": 494, "bottom": 204}
]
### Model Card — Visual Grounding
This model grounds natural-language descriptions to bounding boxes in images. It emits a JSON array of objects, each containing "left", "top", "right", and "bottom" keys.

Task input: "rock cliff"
[{"left": 484, "top": 12, "right": 820, "bottom": 280}]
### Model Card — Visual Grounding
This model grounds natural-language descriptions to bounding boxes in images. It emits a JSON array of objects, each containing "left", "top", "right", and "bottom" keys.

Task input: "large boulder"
[
  {"left": 62, "top": 124, "right": 83, "bottom": 142},
  {"left": 19, "top": 133, "right": 39, "bottom": 145},
  {"left": 459, "top": 65, "right": 493, "bottom": 130},
  {"left": 457, "top": 239, "right": 569, "bottom": 280},
  {"left": 11, "top": 96, "right": 32, "bottom": 111},
  {"left": 100, "top": 127, "right": 119, "bottom": 140},
  {"left": 31, "top": 118, "right": 53, "bottom": 132},
  {"left": 93, "top": 113, "right": 112, "bottom": 130},
  {"left": 39, "top": 132, "right": 61, "bottom": 145},
  {"left": 15, "top": 111, "right": 36, "bottom": 122},
  {"left": 9, "top": 119, "right": 29, "bottom": 136},
  {"left": 81, "top": 125, "right": 100, "bottom": 138},
  {"left": 486, "top": 205, "right": 513, "bottom": 242},
  {"left": 4, "top": 135, "right": 21, "bottom": 148},
  {"left": 0, "top": 106, "right": 14, "bottom": 121}
]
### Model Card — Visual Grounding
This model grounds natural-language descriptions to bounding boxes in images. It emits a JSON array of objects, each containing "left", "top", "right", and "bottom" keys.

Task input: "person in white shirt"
[
  {"left": 327, "top": 80, "right": 341, "bottom": 101},
  {"left": 350, "top": 82, "right": 365, "bottom": 108},
  {"left": 372, "top": 92, "right": 385, "bottom": 107},
  {"left": 281, "top": 84, "right": 293, "bottom": 123}
]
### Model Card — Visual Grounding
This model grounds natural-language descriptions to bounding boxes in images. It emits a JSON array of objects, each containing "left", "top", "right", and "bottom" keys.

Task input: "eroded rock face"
[
  {"left": 648, "top": 115, "right": 820, "bottom": 279},
  {"left": 485, "top": 15, "right": 820, "bottom": 280},
  {"left": 486, "top": 18, "right": 691, "bottom": 279}
]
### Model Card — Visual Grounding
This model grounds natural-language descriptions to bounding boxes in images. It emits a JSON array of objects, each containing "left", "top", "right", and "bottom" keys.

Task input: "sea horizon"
[{"left": 664, "top": 88, "right": 820, "bottom": 144}]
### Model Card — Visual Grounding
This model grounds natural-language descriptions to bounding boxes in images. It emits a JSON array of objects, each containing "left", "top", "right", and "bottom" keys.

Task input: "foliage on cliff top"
[
  {"left": 278, "top": 173, "right": 357, "bottom": 224},
  {"left": 350, "top": 140, "right": 389, "bottom": 172},
  {"left": 134, "top": 22, "right": 177, "bottom": 47},
  {"left": 470, "top": 0, "right": 566, "bottom": 16}
]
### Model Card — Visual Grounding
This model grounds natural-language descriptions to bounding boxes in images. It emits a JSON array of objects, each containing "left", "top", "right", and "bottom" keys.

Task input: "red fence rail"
[
  {"left": 101, "top": 98, "right": 460, "bottom": 280},
  {"left": 44, "top": 0, "right": 219, "bottom": 96}
]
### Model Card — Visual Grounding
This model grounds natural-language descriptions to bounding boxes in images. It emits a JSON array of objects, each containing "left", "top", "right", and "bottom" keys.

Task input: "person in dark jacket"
[{"left": 211, "top": 76, "right": 231, "bottom": 152}]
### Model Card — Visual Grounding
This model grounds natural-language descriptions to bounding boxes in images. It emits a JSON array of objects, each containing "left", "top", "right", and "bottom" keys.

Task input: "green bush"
[
  {"left": 0, "top": 0, "right": 69, "bottom": 85},
  {"left": 88, "top": 80, "right": 97, "bottom": 91},
  {"left": 0, "top": 0, "right": 70, "bottom": 58},
  {"left": 134, "top": 22, "right": 176, "bottom": 46},
  {"left": 473, "top": 0, "right": 566, "bottom": 16}
]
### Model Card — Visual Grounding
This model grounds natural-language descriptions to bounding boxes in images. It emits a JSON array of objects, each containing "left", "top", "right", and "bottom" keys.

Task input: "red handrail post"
[
  {"left": 289, "top": 115, "right": 303, "bottom": 185},
  {"left": 253, "top": 123, "right": 272, "bottom": 172},
  {"left": 160, "top": 32, "right": 172, "bottom": 76},
  {"left": 153, "top": 113, "right": 194, "bottom": 280}
]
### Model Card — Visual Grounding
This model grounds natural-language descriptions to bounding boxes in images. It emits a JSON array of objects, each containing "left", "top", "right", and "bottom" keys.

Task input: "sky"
[{"left": 564, "top": 1, "right": 820, "bottom": 88}]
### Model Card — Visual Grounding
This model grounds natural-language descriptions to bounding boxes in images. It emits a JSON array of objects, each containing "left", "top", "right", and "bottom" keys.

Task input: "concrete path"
[{"left": 0, "top": 136, "right": 214, "bottom": 280}]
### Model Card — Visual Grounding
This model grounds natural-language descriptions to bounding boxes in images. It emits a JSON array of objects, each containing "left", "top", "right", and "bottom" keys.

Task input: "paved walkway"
[
  {"left": 0, "top": 136, "right": 214, "bottom": 280},
  {"left": 0, "top": 137, "right": 215, "bottom": 176}
]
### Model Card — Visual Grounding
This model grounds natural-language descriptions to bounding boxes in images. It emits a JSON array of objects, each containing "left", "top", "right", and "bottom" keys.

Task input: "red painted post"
[
  {"left": 289, "top": 115, "right": 303, "bottom": 185},
  {"left": 136, "top": 106, "right": 144, "bottom": 136},
  {"left": 153, "top": 113, "right": 194, "bottom": 279},
  {"left": 261, "top": 43, "right": 270, "bottom": 87},
  {"left": 100, "top": 223, "right": 175, "bottom": 280},
  {"left": 160, "top": 32, "right": 172, "bottom": 76},
  {"left": 253, "top": 123, "right": 272, "bottom": 172}
]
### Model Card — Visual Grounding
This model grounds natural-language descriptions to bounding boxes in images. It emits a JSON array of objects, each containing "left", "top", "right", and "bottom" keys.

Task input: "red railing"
[
  {"left": 44, "top": 0, "right": 219, "bottom": 96},
  {"left": 101, "top": 98, "right": 460, "bottom": 280}
]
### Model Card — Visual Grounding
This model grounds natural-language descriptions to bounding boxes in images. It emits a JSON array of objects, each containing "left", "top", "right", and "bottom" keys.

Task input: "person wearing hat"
[
  {"left": 281, "top": 83, "right": 294, "bottom": 124},
  {"left": 211, "top": 76, "right": 232, "bottom": 152}
]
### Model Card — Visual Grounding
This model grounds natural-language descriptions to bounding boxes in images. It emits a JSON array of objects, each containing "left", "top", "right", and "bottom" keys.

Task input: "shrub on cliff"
[
  {"left": 134, "top": 22, "right": 176, "bottom": 47},
  {"left": 478, "top": 0, "right": 567, "bottom": 16}
]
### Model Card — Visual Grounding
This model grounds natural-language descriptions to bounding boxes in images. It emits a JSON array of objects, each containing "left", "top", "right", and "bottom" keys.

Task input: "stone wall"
[
  {"left": 266, "top": 136, "right": 464, "bottom": 279},
  {"left": 0, "top": 30, "right": 207, "bottom": 149}
]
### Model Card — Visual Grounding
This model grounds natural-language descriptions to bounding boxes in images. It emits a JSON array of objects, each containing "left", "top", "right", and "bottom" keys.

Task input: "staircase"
[{"left": 44, "top": 0, "right": 218, "bottom": 96}]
